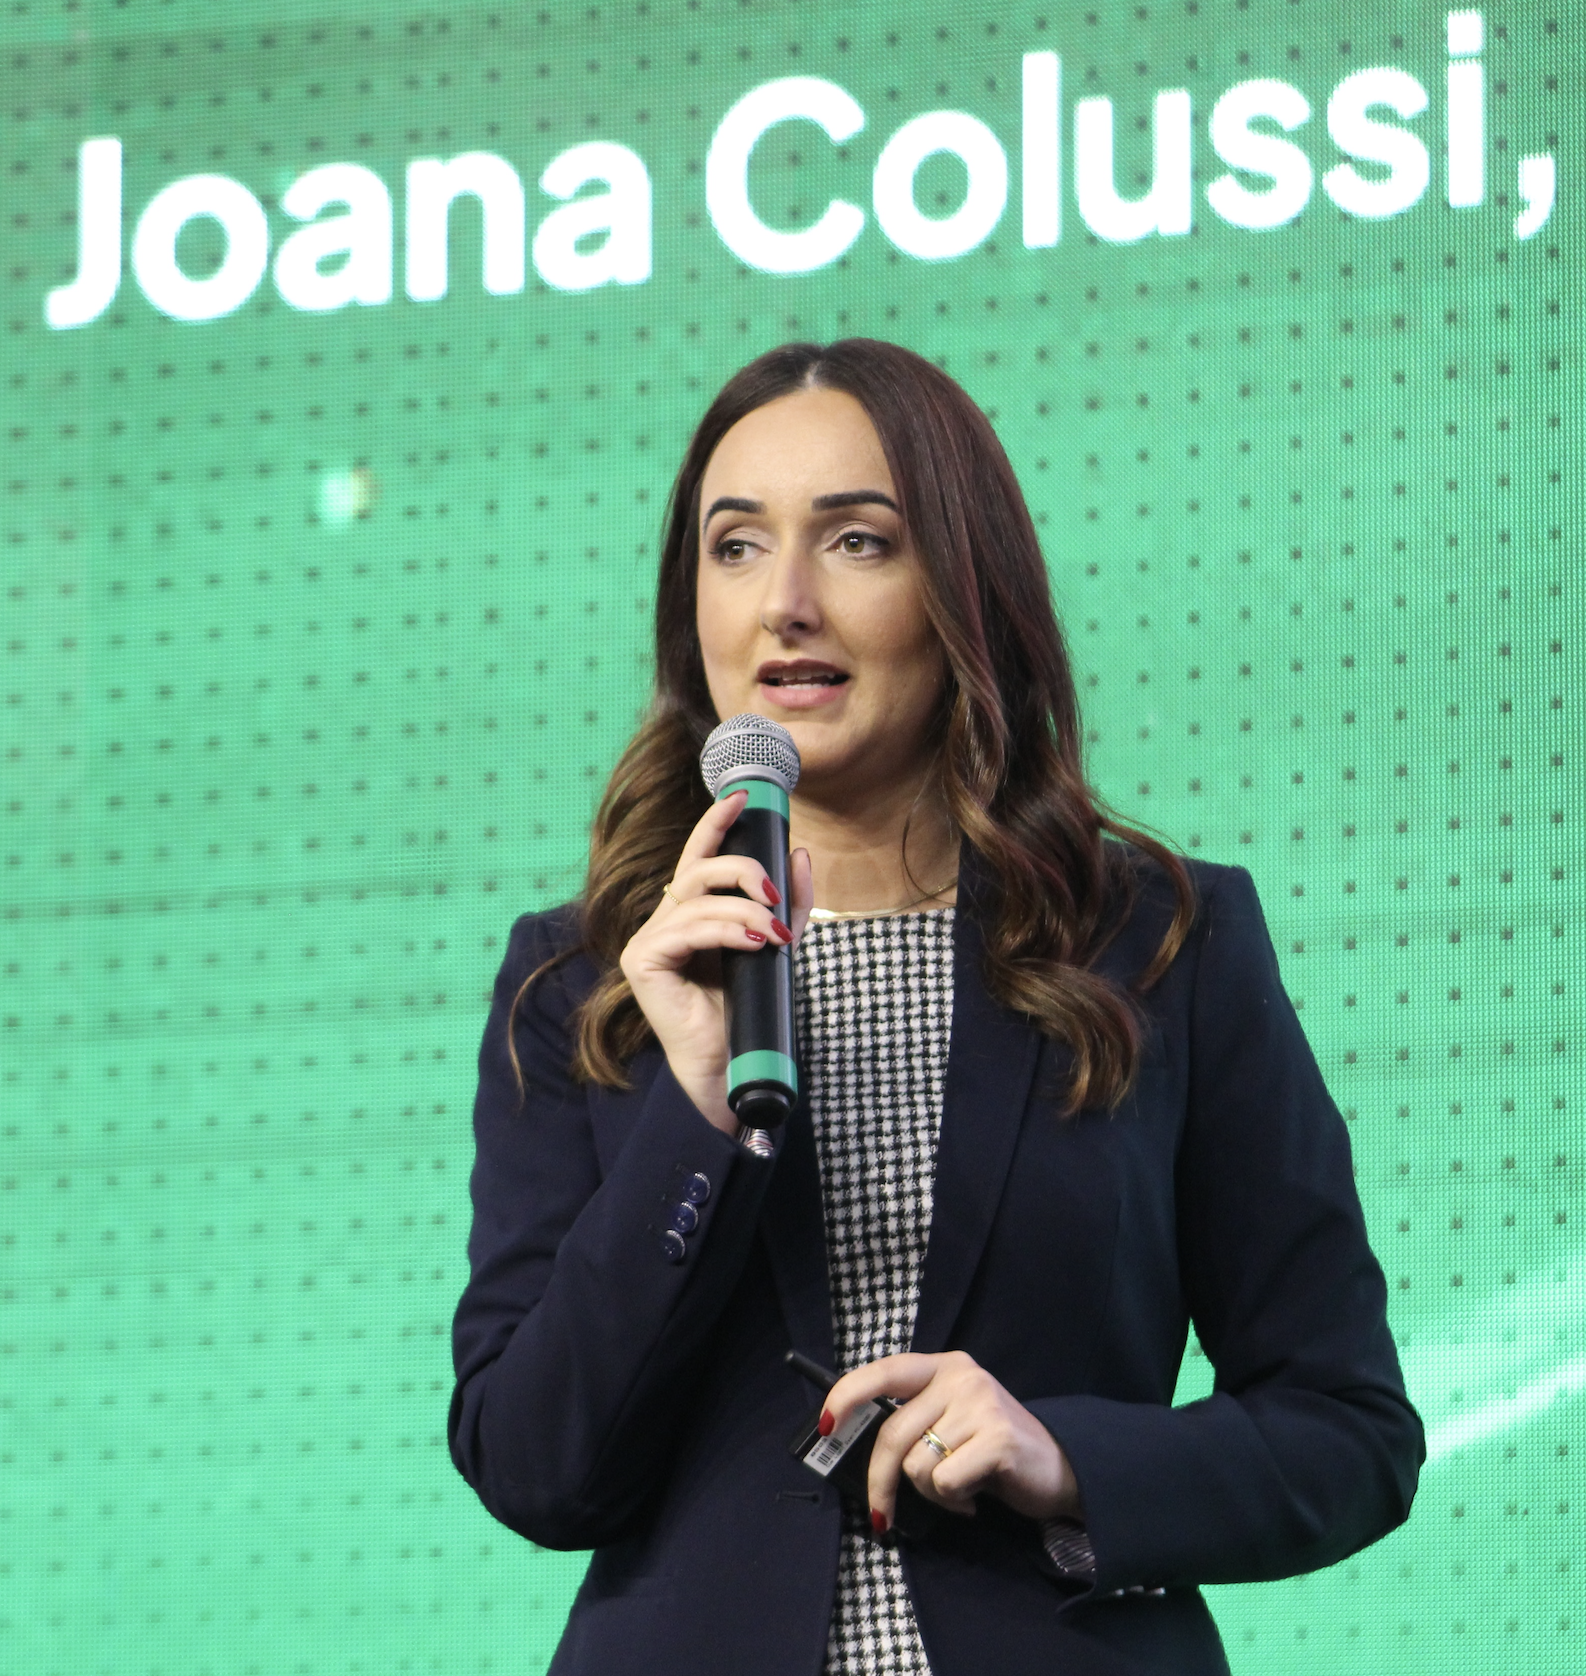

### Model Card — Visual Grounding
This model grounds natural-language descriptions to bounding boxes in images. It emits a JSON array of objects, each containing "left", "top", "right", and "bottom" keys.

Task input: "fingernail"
[
  {"left": 745, "top": 929, "right": 767, "bottom": 944},
  {"left": 818, "top": 1410, "right": 834, "bottom": 1438},
  {"left": 763, "top": 880, "right": 782, "bottom": 907},
  {"left": 770, "top": 918, "right": 792, "bottom": 942},
  {"left": 869, "top": 1509, "right": 889, "bottom": 1536}
]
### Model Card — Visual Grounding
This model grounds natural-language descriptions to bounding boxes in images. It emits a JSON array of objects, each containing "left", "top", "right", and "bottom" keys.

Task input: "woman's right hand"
[{"left": 619, "top": 791, "right": 813, "bottom": 1135}]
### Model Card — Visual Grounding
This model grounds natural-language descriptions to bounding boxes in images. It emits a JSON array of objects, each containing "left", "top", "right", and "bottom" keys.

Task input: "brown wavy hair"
[{"left": 518, "top": 339, "right": 1194, "bottom": 1113}]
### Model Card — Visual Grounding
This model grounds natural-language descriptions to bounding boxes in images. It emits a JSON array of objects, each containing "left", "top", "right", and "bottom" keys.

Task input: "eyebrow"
[
  {"left": 702, "top": 489, "right": 899, "bottom": 523},
  {"left": 703, "top": 495, "right": 763, "bottom": 522},
  {"left": 812, "top": 490, "right": 899, "bottom": 513}
]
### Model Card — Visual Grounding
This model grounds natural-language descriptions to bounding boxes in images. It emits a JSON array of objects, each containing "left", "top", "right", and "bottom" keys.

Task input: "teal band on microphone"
[
  {"left": 718, "top": 779, "right": 790, "bottom": 819},
  {"left": 728, "top": 1049, "right": 799, "bottom": 1097}
]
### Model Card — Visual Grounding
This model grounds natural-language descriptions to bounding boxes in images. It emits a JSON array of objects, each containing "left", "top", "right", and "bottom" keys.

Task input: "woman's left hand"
[{"left": 822, "top": 1351, "right": 1081, "bottom": 1532}]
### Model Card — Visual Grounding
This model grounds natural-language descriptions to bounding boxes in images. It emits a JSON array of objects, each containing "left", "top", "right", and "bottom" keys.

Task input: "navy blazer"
[{"left": 449, "top": 857, "right": 1422, "bottom": 1676}]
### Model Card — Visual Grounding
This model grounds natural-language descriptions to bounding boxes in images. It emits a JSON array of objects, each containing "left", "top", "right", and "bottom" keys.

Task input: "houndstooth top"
[{"left": 797, "top": 908, "right": 956, "bottom": 1676}]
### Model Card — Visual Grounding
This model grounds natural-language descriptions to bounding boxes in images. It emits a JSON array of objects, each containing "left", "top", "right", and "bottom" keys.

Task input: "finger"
[
  {"left": 675, "top": 790, "right": 748, "bottom": 868},
  {"left": 867, "top": 1391, "right": 953, "bottom": 1527},
  {"left": 788, "top": 847, "right": 814, "bottom": 944},
  {"left": 642, "top": 893, "right": 793, "bottom": 962},
  {"left": 821, "top": 1353, "right": 940, "bottom": 1437},
  {"left": 900, "top": 1435, "right": 977, "bottom": 1517},
  {"left": 865, "top": 1382, "right": 960, "bottom": 1523},
  {"left": 916, "top": 1429, "right": 1006, "bottom": 1512},
  {"left": 629, "top": 905, "right": 781, "bottom": 971},
  {"left": 669, "top": 853, "right": 782, "bottom": 910}
]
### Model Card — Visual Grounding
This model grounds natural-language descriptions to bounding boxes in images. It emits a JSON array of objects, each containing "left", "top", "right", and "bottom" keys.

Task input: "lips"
[{"left": 757, "top": 660, "right": 849, "bottom": 688}]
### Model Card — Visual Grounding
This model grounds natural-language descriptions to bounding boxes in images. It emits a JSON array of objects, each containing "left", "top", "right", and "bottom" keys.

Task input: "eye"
[
  {"left": 711, "top": 536, "right": 754, "bottom": 563},
  {"left": 837, "top": 529, "right": 888, "bottom": 556}
]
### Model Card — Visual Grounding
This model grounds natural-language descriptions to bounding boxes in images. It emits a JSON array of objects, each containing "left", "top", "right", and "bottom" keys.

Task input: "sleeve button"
[
  {"left": 683, "top": 1171, "right": 711, "bottom": 1205},
  {"left": 660, "top": 1229, "right": 688, "bottom": 1264},
  {"left": 670, "top": 1201, "right": 700, "bottom": 1236}
]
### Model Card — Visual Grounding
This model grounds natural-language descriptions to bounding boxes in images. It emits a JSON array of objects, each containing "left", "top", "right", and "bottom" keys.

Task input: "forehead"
[{"left": 701, "top": 387, "right": 894, "bottom": 501}]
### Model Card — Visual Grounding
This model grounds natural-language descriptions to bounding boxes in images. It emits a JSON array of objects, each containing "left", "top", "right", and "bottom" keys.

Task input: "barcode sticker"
[{"left": 800, "top": 1400, "right": 883, "bottom": 1477}]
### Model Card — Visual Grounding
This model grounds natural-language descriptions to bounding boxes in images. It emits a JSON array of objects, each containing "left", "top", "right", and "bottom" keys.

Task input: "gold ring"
[
  {"left": 662, "top": 882, "right": 683, "bottom": 907},
  {"left": 921, "top": 1428, "right": 952, "bottom": 1459}
]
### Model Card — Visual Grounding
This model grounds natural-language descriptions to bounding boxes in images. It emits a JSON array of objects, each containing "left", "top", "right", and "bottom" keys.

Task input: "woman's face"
[{"left": 695, "top": 386, "right": 946, "bottom": 799}]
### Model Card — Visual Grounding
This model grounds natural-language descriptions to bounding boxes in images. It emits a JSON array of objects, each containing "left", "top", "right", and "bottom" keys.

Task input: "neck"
[{"left": 789, "top": 765, "right": 959, "bottom": 915}]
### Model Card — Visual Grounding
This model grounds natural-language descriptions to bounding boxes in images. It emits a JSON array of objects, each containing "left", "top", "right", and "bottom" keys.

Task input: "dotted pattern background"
[{"left": 0, "top": 2, "right": 1580, "bottom": 1673}]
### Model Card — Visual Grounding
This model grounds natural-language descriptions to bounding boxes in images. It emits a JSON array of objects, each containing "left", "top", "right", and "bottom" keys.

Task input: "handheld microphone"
[{"left": 699, "top": 713, "right": 801, "bottom": 1129}]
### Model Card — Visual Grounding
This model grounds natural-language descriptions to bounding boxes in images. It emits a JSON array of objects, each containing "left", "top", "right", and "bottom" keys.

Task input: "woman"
[{"left": 449, "top": 340, "right": 1422, "bottom": 1676}]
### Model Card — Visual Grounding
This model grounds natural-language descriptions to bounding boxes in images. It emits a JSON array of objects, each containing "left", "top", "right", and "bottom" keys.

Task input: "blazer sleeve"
[
  {"left": 447, "top": 910, "right": 777, "bottom": 1550},
  {"left": 1027, "top": 866, "right": 1424, "bottom": 1595}
]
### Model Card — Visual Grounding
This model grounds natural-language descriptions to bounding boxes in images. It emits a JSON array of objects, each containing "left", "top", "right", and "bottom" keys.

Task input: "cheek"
[
  {"left": 694, "top": 569, "right": 745, "bottom": 668},
  {"left": 898, "top": 644, "right": 948, "bottom": 725},
  {"left": 879, "top": 599, "right": 945, "bottom": 704}
]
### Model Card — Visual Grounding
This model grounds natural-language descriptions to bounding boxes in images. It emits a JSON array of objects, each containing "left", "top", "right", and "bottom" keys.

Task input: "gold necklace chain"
[{"left": 805, "top": 877, "right": 959, "bottom": 923}]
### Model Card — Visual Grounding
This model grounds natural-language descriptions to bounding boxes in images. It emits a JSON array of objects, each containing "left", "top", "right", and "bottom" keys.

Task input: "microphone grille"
[{"left": 699, "top": 713, "right": 801, "bottom": 797}]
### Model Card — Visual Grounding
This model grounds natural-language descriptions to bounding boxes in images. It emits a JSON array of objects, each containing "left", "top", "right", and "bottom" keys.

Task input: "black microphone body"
[
  {"left": 700, "top": 715, "right": 802, "bottom": 1129},
  {"left": 720, "top": 793, "right": 796, "bottom": 1126}
]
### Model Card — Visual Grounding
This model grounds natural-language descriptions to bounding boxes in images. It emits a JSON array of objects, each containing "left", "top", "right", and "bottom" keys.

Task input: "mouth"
[{"left": 757, "top": 661, "right": 850, "bottom": 689}]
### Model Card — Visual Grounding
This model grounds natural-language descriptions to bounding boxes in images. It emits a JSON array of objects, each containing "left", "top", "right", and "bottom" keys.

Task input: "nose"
[{"left": 757, "top": 543, "right": 823, "bottom": 641}]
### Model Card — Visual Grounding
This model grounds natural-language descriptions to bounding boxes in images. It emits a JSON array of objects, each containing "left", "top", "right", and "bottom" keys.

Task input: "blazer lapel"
[
  {"left": 758, "top": 1093, "right": 838, "bottom": 1373},
  {"left": 910, "top": 859, "right": 1044, "bottom": 1355},
  {"left": 757, "top": 852, "right": 1044, "bottom": 1372}
]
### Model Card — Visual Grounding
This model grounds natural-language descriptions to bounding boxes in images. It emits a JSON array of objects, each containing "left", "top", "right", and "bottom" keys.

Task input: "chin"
[{"left": 782, "top": 739, "right": 856, "bottom": 790}]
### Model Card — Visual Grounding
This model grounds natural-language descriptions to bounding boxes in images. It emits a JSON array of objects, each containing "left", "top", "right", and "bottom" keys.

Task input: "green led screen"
[{"left": 1, "top": 1, "right": 1580, "bottom": 1671}]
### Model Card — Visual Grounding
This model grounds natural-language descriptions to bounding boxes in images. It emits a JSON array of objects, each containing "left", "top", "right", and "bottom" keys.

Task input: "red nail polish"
[
  {"left": 745, "top": 929, "right": 767, "bottom": 944},
  {"left": 818, "top": 1410, "right": 834, "bottom": 1438},
  {"left": 770, "top": 918, "right": 792, "bottom": 942},
  {"left": 870, "top": 1509, "right": 889, "bottom": 1536},
  {"left": 763, "top": 880, "right": 782, "bottom": 907}
]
